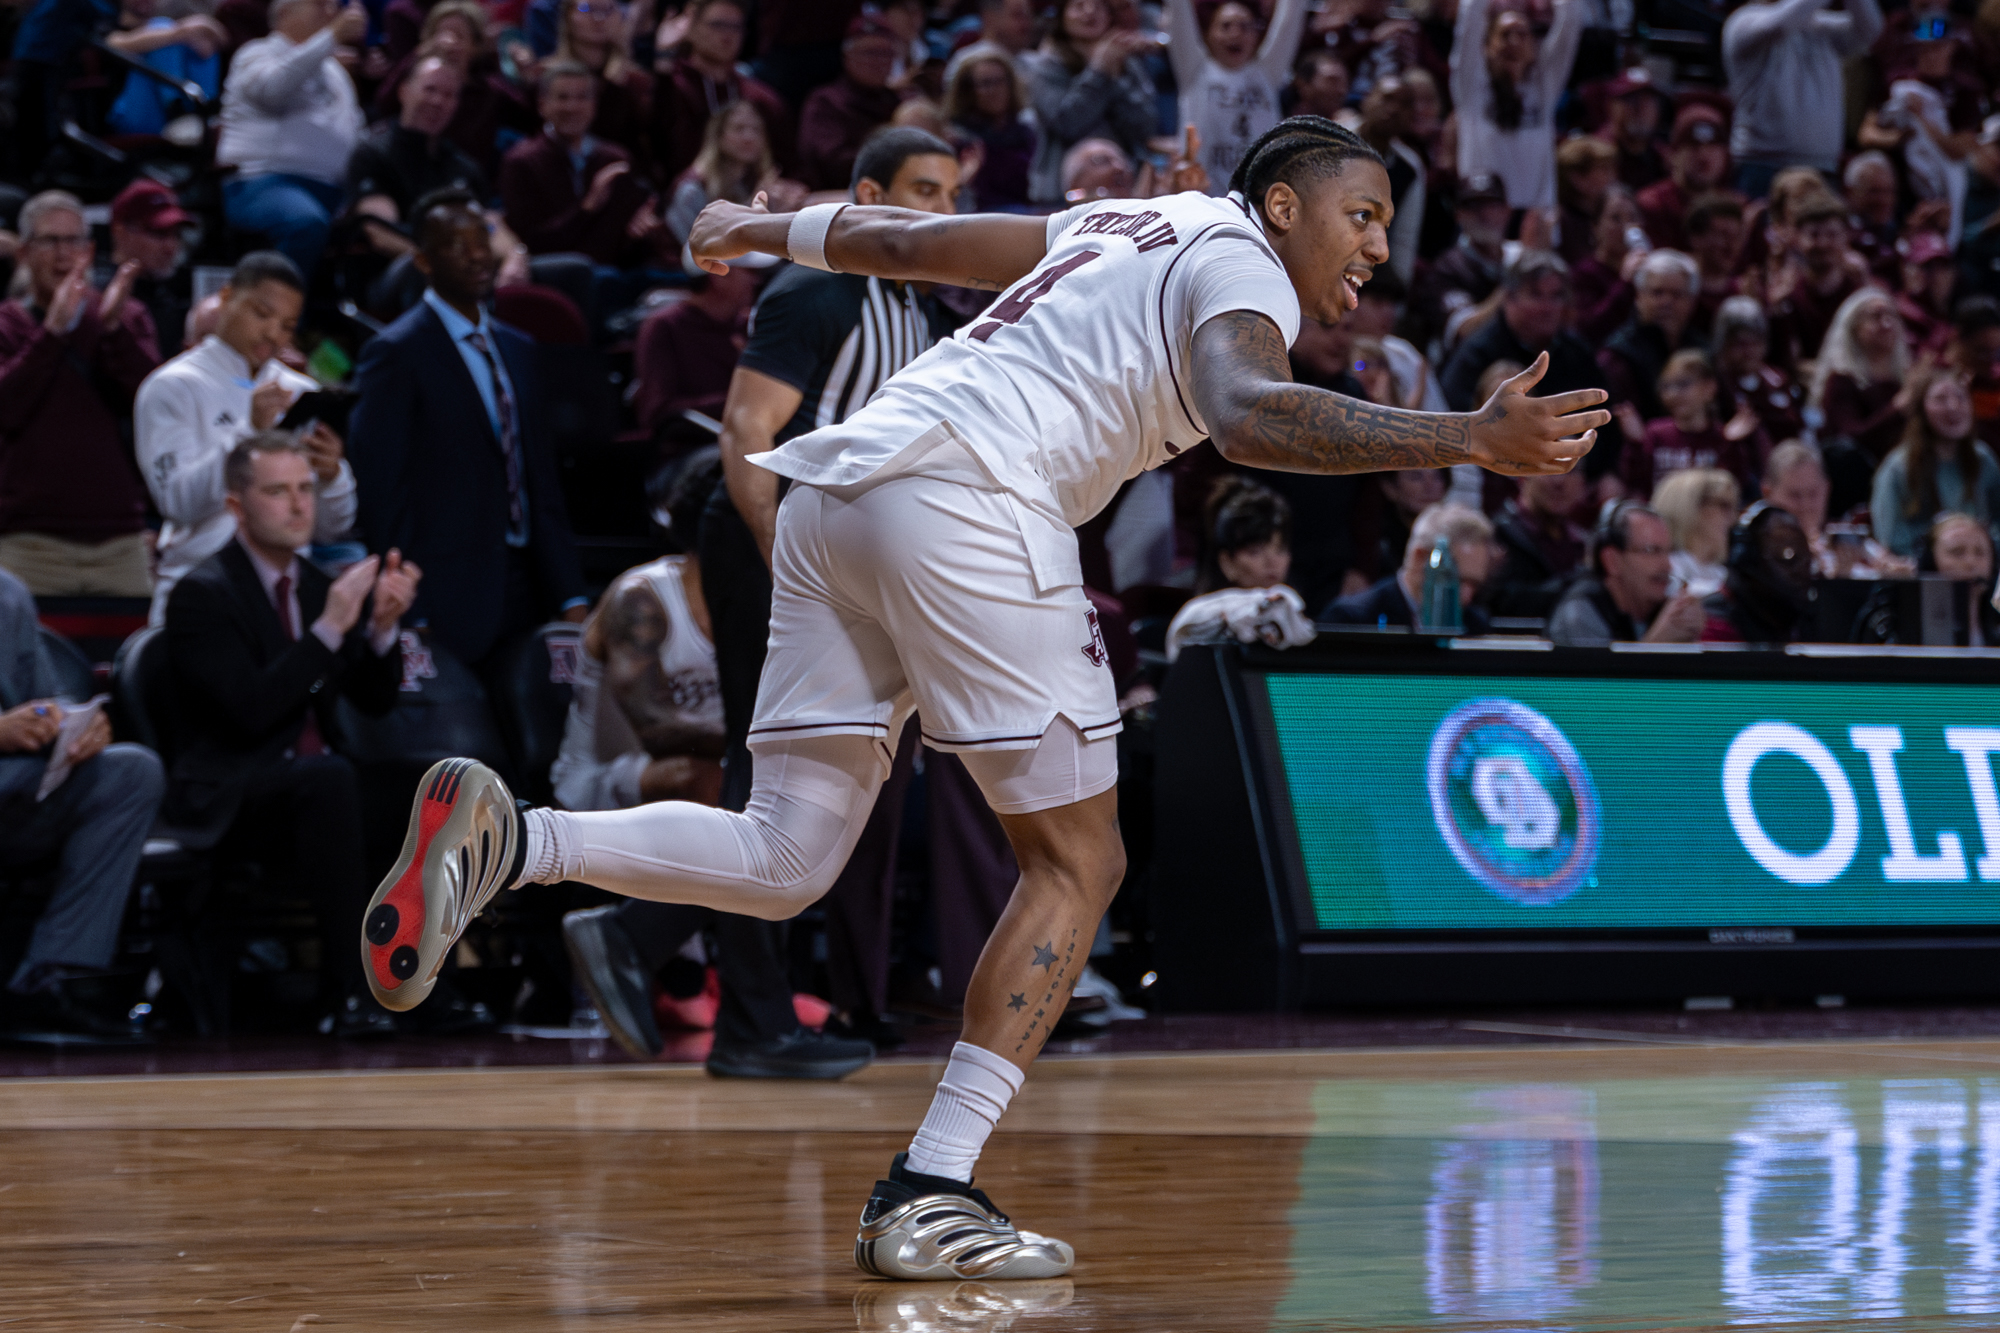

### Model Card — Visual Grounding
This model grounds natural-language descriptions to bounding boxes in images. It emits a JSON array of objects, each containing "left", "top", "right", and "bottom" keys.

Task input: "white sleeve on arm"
[
  {"left": 135, "top": 374, "right": 226, "bottom": 528},
  {"left": 1535, "top": 0, "right": 1586, "bottom": 100},
  {"left": 1257, "top": 0, "right": 1311, "bottom": 87},
  {"left": 1045, "top": 201, "right": 1098, "bottom": 247},
  {"left": 1725, "top": 0, "right": 1825, "bottom": 50},
  {"left": 1825, "top": 0, "right": 1882, "bottom": 55},
  {"left": 1166, "top": 0, "right": 1208, "bottom": 96},
  {"left": 1179, "top": 236, "right": 1303, "bottom": 359},
  {"left": 1452, "top": 0, "right": 1492, "bottom": 123},
  {"left": 313, "top": 459, "right": 358, "bottom": 542}
]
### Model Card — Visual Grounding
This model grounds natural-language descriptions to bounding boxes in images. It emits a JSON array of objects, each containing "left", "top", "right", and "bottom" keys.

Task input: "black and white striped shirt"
[{"left": 737, "top": 267, "right": 957, "bottom": 445}]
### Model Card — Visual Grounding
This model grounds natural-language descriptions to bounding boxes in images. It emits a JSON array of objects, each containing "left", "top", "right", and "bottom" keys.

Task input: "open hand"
[
  {"left": 98, "top": 261, "right": 141, "bottom": 330},
  {"left": 42, "top": 265, "right": 91, "bottom": 335},
  {"left": 1166, "top": 123, "right": 1208, "bottom": 195},
  {"left": 317, "top": 555, "right": 380, "bottom": 639},
  {"left": 369, "top": 549, "right": 421, "bottom": 637},
  {"left": 583, "top": 161, "right": 630, "bottom": 213},
  {"left": 1465, "top": 352, "right": 1608, "bottom": 476}
]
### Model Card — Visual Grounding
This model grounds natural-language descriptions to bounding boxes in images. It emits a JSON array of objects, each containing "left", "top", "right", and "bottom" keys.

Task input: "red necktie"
[{"left": 272, "top": 573, "right": 327, "bottom": 758}]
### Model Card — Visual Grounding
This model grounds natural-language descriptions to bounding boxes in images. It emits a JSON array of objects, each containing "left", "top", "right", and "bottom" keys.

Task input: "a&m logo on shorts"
[
  {"left": 1081, "top": 607, "right": 1109, "bottom": 668},
  {"left": 1424, "top": 698, "right": 1602, "bottom": 905}
]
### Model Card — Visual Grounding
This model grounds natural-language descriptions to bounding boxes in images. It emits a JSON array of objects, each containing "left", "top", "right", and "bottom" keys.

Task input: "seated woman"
[
  {"left": 663, "top": 101, "right": 806, "bottom": 247},
  {"left": 1652, "top": 466, "right": 1739, "bottom": 599},
  {"left": 944, "top": 43, "right": 1039, "bottom": 211},
  {"left": 1855, "top": 512, "right": 2000, "bottom": 646},
  {"left": 1871, "top": 367, "right": 2000, "bottom": 559},
  {"left": 1167, "top": 478, "right": 1314, "bottom": 658},
  {"left": 1022, "top": 0, "right": 1155, "bottom": 205}
]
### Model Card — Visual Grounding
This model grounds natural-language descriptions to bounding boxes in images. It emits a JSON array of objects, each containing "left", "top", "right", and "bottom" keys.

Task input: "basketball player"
[{"left": 360, "top": 117, "right": 1606, "bottom": 1279}]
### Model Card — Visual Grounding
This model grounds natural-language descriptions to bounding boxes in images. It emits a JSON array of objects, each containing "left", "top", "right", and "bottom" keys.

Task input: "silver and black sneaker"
[
  {"left": 361, "top": 758, "right": 525, "bottom": 1012},
  {"left": 854, "top": 1153, "right": 1075, "bottom": 1281}
]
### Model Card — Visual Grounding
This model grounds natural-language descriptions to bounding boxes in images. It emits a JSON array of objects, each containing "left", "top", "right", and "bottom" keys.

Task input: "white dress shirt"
[{"left": 136, "top": 335, "right": 357, "bottom": 624}]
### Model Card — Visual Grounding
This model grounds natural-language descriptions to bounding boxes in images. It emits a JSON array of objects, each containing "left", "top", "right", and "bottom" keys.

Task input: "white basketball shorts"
[{"left": 747, "top": 467, "right": 1122, "bottom": 812}]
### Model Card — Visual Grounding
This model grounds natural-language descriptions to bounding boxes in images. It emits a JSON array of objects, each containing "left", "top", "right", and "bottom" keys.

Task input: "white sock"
[
  {"left": 904, "top": 1042, "right": 1024, "bottom": 1183},
  {"left": 517, "top": 808, "right": 579, "bottom": 886}
]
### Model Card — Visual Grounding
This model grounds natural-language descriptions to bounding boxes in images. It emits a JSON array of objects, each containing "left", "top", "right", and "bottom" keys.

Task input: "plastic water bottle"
[{"left": 1418, "top": 536, "right": 1464, "bottom": 635}]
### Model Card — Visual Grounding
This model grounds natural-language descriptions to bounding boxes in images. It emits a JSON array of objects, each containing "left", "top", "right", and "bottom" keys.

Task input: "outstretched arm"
[
  {"left": 687, "top": 196, "right": 1053, "bottom": 291},
  {"left": 1190, "top": 311, "right": 1607, "bottom": 476}
]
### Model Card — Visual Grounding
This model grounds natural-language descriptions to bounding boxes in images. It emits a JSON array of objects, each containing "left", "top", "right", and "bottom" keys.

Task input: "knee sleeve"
[{"left": 545, "top": 734, "right": 891, "bottom": 921}]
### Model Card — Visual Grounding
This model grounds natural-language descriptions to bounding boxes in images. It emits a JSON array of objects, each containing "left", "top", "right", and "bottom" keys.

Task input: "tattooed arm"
[
  {"left": 686, "top": 197, "right": 1052, "bottom": 292},
  {"left": 599, "top": 577, "right": 728, "bottom": 761},
  {"left": 1190, "top": 310, "right": 1610, "bottom": 477}
]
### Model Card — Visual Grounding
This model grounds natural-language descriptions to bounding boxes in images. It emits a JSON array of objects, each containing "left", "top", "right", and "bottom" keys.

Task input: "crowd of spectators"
[{"left": 6, "top": 0, "right": 2000, "bottom": 1043}]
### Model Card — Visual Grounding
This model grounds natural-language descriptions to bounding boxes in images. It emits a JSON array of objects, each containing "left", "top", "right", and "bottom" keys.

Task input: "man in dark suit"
[
  {"left": 1323, "top": 502, "right": 1497, "bottom": 634},
  {"left": 164, "top": 434, "right": 416, "bottom": 1036},
  {"left": 347, "top": 187, "right": 589, "bottom": 679}
]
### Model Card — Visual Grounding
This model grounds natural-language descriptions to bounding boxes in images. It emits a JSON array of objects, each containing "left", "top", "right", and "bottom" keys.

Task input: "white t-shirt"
[
  {"left": 1167, "top": 0, "right": 1308, "bottom": 196},
  {"left": 752, "top": 191, "right": 1301, "bottom": 588}
]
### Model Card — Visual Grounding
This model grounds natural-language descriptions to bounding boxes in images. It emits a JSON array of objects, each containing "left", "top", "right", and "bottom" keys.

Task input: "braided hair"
[{"left": 1227, "top": 115, "right": 1385, "bottom": 221}]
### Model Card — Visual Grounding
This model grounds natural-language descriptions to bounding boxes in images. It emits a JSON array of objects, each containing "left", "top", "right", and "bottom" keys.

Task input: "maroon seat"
[{"left": 494, "top": 284, "right": 589, "bottom": 346}]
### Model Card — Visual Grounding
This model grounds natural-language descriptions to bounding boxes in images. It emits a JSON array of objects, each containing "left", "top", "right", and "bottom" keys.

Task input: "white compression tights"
[{"left": 521, "top": 735, "right": 890, "bottom": 921}]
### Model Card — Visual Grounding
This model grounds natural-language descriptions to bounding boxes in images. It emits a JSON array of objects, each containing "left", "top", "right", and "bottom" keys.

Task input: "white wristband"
[{"left": 787, "top": 203, "right": 848, "bottom": 272}]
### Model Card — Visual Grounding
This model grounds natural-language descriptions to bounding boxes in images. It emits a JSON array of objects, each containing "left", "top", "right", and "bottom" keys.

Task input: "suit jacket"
[
  {"left": 162, "top": 541, "right": 401, "bottom": 842},
  {"left": 347, "top": 301, "right": 586, "bottom": 666},
  {"left": 498, "top": 131, "right": 653, "bottom": 267}
]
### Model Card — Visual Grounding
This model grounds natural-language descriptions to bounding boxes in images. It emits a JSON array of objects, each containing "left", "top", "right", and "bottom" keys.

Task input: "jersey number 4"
[{"left": 968, "top": 250, "right": 1102, "bottom": 343}]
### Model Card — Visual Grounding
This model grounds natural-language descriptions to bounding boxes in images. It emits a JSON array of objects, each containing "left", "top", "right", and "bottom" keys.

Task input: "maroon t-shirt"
[{"left": 1623, "top": 417, "right": 1761, "bottom": 499}]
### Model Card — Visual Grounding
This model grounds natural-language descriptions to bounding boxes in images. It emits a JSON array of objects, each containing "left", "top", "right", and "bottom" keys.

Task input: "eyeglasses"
[{"left": 26, "top": 234, "right": 92, "bottom": 252}]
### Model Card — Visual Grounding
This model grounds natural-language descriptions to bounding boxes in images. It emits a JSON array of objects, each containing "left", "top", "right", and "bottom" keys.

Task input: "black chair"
[
  {"left": 492, "top": 622, "right": 584, "bottom": 807},
  {"left": 37, "top": 625, "right": 96, "bottom": 701},
  {"left": 334, "top": 630, "right": 510, "bottom": 771},
  {"left": 107, "top": 625, "right": 240, "bottom": 1033}
]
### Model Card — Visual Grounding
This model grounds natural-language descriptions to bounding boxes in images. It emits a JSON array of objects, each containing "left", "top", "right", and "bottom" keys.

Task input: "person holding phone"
[{"left": 136, "top": 252, "right": 359, "bottom": 623}]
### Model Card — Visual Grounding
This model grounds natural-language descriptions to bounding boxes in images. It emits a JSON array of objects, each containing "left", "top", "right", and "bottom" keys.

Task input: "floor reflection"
[{"left": 1283, "top": 1075, "right": 2000, "bottom": 1330}]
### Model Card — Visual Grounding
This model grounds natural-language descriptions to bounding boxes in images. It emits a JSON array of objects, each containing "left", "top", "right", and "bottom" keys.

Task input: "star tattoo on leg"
[
  {"left": 1007, "top": 993, "right": 1027, "bottom": 1011},
  {"left": 1032, "top": 942, "right": 1057, "bottom": 970}
]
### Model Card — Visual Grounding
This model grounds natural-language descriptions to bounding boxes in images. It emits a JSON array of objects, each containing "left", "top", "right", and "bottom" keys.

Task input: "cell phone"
[
  {"left": 1912, "top": 15, "right": 1947, "bottom": 40},
  {"left": 278, "top": 388, "right": 357, "bottom": 438}
]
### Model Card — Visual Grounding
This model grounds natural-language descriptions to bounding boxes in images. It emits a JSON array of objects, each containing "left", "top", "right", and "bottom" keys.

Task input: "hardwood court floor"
[{"left": 15, "top": 1039, "right": 2000, "bottom": 1331}]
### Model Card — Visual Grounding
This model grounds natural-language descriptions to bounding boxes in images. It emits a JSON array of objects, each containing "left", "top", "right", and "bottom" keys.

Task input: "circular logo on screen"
[{"left": 1425, "top": 698, "right": 1601, "bottom": 905}]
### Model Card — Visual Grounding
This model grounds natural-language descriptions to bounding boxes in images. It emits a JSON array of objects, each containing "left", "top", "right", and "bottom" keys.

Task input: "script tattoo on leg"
[{"left": 1014, "top": 930, "right": 1079, "bottom": 1057}]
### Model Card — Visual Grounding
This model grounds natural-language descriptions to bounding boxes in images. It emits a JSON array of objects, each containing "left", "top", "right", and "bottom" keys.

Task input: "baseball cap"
[
  {"left": 1458, "top": 173, "right": 1507, "bottom": 208},
  {"left": 1671, "top": 104, "right": 1726, "bottom": 148},
  {"left": 1899, "top": 230, "right": 1952, "bottom": 266},
  {"left": 1605, "top": 67, "right": 1653, "bottom": 99},
  {"left": 111, "top": 179, "right": 193, "bottom": 231}
]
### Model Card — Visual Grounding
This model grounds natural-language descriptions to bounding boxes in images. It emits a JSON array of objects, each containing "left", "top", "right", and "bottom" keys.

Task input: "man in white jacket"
[
  {"left": 135, "top": 252, "right": 358, "bottom": 623},
  {"left": 216, "top": 0, "right": 366, "bottom": 277},
  {"left": 1724, "top": 0, "right": 1882, "bottom": 198}
]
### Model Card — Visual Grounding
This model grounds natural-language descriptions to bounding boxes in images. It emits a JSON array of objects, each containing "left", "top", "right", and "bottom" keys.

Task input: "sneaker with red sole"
[{"left": 362, "top": 758, "right": 524, "bottom": 1012}]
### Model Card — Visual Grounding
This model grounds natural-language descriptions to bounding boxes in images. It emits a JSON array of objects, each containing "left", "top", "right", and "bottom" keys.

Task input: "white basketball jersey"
[{"left": 751, "top": 192, "right": 1303, "bottom": 547}]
